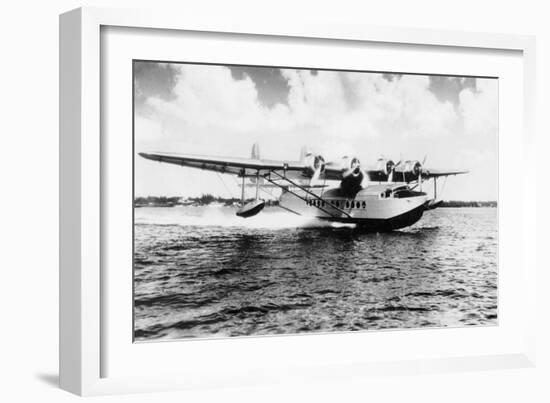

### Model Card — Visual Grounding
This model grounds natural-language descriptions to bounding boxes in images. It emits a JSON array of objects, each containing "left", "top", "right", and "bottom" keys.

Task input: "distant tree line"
[
  {"left": 134, "top": 194, "right": 279, "bottom": 207},
  {"left": 439, "top": 200, "right": 497, "bottom": 208},
  {"left": 135, "top": 195, "right": 496, "bottom": 208},
  {"left": 134, "top": 196, "right": 180, "bottom": 207}
]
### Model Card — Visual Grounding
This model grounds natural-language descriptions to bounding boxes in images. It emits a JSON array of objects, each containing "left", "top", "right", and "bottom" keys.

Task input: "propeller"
[
  {"left": 390, "top": 154, "right": 427, "bottom": 186},
  {"left": 309, "top": 155, "right": 326, "bottom": 187},
  {"left": 310, "top": 166, "right": 322, "bottom": 187},
  {"left": 343, "top": 157, "right": 361, "bottom": 177},
  {"left": 418, "top": 156, "right": 427, "bottom": 191},
  {"left": 340, "top": 156, "right": 365, "bottom": 195},
  {"left": 388, "top": 160, "right": 401, "bottom": 183},
  {"left": 411, "top": 161, "right": 422, "bottom": 190}
]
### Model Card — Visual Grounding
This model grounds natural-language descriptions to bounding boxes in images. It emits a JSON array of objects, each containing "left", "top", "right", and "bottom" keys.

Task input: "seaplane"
[{"left": 139, "top": 143, "right": 467, "bottom": 231}]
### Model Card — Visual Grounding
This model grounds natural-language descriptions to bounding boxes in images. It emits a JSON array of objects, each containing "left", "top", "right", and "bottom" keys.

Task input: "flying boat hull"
[{"left": 279, "top": 186, "right": 428, "bottom": 231}]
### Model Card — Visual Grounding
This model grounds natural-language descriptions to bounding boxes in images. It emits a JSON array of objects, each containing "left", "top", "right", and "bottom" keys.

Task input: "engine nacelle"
[
  {"left": 394, "top": 160, "right": 424, "bottom": 183},
  {"left": 340, "top": 156, "right": 364, "bottom": 195},
  {"left": 303, "top": 153, "right": 326, "bottom": 177},
  {"left": 403, "top": 160, "right": 422, "bottom": 176},
  {"left": 341, "top": 156, "right": 361, "bottom": 175},
  {"left": 375, "top": 158, "right": 395, "bottom": 175}
]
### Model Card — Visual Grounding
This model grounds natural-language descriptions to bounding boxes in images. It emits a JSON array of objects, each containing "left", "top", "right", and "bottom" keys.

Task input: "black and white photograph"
[{"left": 133, "top": 60, "right": 498, "bottom": 342}]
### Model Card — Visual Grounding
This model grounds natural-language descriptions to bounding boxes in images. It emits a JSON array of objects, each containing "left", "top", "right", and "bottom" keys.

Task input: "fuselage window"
[
  {"left": 362, "top": 201, "right": 366, "bottom": 209},
  {"left": 345, "top": 201, "right": 350, "bottom": 208}
]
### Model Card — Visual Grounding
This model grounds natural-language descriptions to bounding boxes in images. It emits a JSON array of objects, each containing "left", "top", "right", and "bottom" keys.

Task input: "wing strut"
[
  {"left": 236, "top": 170, "right": 266, "bottom": 218},
  {"left": 240, "top": 171, "right": 245, "bottom": 206},
  {"left": 255, "top": 171, "right": 260, "bottom": 200}
]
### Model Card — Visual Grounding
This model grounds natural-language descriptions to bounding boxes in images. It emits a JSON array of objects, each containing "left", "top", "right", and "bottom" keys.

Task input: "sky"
[{"left": 134, "top": 61, "right": 498, "bottom": 201}]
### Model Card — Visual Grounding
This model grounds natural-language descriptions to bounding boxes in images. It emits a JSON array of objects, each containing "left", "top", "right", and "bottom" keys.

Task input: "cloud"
[
  {"left": 135, "top": 63, "right": 498, "bottom": 200},
  {"left": 459, "top": 79, "right": 499, "bottom": 137},
  {"left": 228, "top": 66, "right": 291, "bottom": 107}
]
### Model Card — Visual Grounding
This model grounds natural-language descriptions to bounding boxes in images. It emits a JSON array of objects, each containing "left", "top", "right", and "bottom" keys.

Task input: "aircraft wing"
[
  {"left": 139, "top": 151, "right": 465, "bottom": 182},
  {"left": 139, "top": 151, "right": 314, "bottom": 179},
  {"left": 365, "top": 167, "right": 468, "bottom": 182},
  {"left": 422, "top": 168, "right": 469, "bottom": 178}
]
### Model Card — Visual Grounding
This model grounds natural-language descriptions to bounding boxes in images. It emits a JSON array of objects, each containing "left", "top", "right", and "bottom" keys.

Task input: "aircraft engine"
[
  {"left": 403, "top": 160, "right": 422, "bottom": 176},
  {"left": 340, "top": 156, "right": 364, "bottom": 195},
  {"left": 373, "top": 158, "right": 397, "bottom": 182},
  {"left": 412, "top": 161, "right": 422, "bottom": 176},
  {"left": 375, "top": 158, "right": 395, "bottom": 175},
  {"left": 303, "top": 154, "right": 326, "bottom": 178},
  {"left": 398, "top": 160, "right": 423, "bottom": 182},
  {"left": 385, "top": 160, "right": 395, "bottom": 175}
]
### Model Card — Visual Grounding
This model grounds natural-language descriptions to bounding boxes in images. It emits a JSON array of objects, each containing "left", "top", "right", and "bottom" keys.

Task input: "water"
[{"left": 134, "top": 206, "right": 497, "bottom": 341}]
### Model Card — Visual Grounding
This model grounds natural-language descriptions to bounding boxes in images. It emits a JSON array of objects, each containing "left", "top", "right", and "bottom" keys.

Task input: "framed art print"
[{"left": 60, "top": 7, "right": 537, "bottom": 396}]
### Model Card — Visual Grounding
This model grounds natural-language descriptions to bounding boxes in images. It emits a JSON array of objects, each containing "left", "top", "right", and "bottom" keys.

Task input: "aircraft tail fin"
[{"left": 251, "top": 142, "right": 260, "bottom": 160}]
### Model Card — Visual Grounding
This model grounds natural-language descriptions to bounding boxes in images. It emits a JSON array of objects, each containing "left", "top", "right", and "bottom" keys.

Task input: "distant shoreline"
[
  {"left": 438, "top": 200, "right": 497, "bottom": 208},
  {"left": 134, "top": 195, "right": 497, "bottom": 208}
]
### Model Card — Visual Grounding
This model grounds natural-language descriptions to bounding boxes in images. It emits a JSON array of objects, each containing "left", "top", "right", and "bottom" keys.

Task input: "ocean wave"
[{"left": 133, "top": 207, "right": 498, "bottom": 341}]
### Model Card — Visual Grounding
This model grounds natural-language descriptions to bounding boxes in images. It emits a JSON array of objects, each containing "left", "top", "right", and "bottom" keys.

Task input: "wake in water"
[{"left": 135, "top": 205, "right": 356, "bottom": 230}]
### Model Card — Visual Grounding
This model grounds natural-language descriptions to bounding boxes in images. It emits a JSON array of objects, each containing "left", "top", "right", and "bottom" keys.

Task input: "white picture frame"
[{"left": 59, "top": 6, "right": 537, "bottom": 396}]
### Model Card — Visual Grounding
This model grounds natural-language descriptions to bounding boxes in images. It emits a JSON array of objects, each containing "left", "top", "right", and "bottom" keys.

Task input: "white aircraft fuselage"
[{"left": 279, "top": 183, "right": 428, "bottom": 231}]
